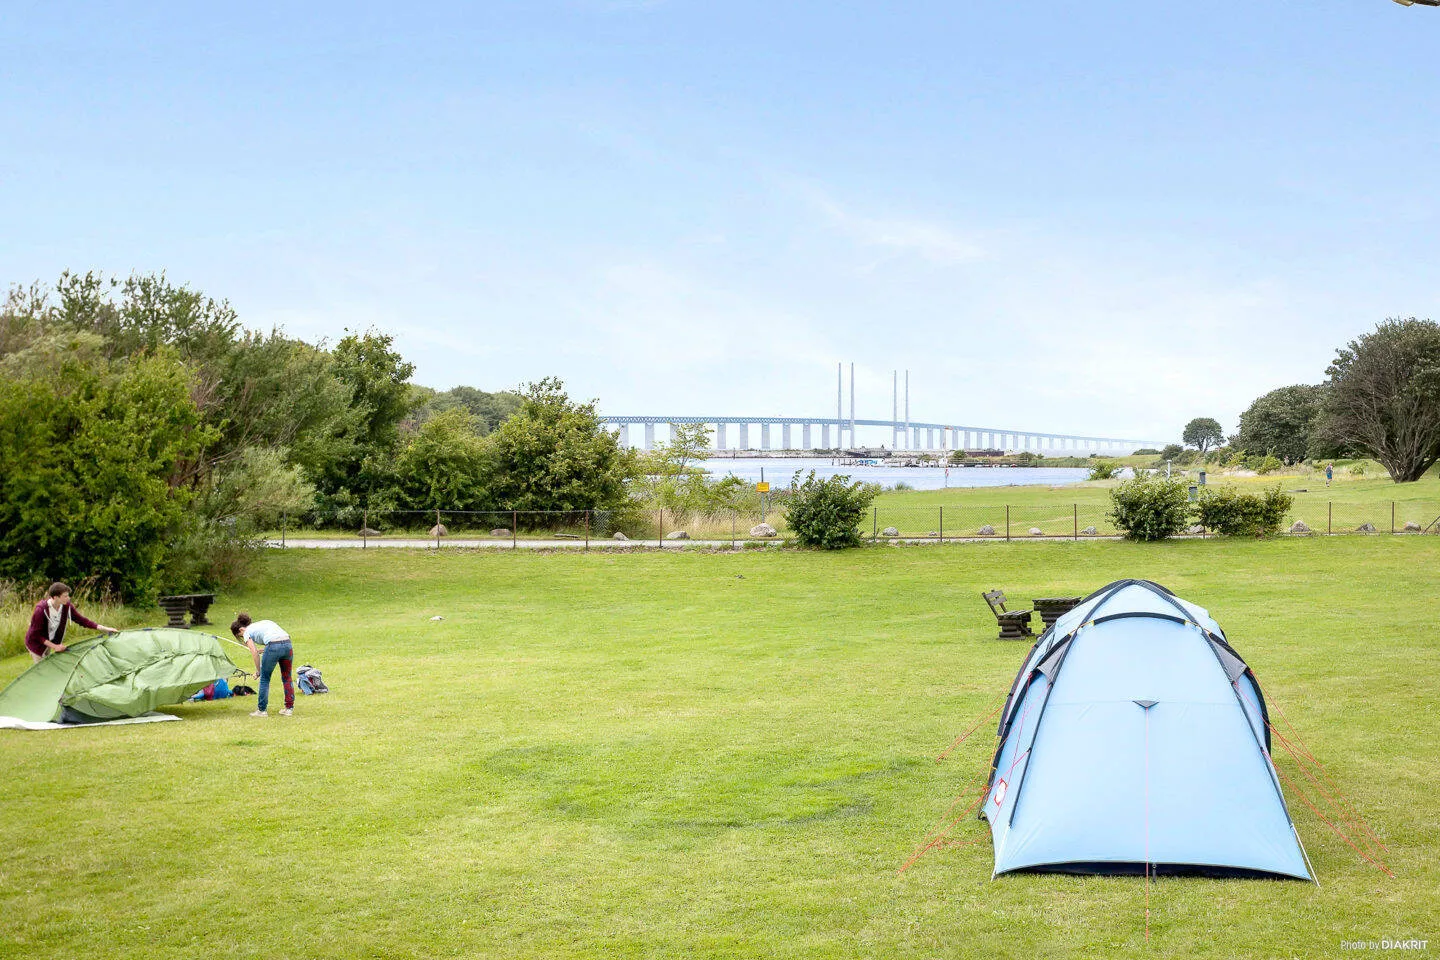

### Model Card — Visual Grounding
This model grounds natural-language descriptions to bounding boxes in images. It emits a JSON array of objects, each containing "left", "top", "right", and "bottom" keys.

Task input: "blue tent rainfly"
[{"left": 982, "top": 579, "right": 1313, "bottom": 881}]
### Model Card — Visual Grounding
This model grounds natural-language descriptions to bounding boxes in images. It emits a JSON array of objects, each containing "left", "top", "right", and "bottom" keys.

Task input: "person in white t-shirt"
[{"left": 230, "top": 612, "right": 294, "bottom": 717}]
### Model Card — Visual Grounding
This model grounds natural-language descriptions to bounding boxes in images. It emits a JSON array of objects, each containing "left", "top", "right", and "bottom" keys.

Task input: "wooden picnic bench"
[
  {"left": 157, "top": 593, "right": 216, "bottom": 629},
  {"left": 1032, "top": 596, "right": 1082, "bottom": 631},
  {"left": 983, "top": 590, "right": 1035, "bottom": 640}
]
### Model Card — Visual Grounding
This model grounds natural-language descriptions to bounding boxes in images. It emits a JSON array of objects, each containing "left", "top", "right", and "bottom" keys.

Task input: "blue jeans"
[{"left": 258, "top": 640, "right": 294, "bottom": 712}]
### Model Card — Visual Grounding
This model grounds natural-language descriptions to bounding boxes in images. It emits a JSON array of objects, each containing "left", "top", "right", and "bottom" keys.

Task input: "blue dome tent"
[{"left": 981, "top": 579, "right": 1313, "bottom": 881}]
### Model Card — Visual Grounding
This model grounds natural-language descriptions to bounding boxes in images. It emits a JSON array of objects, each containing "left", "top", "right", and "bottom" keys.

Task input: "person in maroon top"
[{"left": 24, "top": 582, "right": 118, "bottom": 662}]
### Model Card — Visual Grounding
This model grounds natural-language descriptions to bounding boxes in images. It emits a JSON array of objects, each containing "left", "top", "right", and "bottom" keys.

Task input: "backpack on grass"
[{"left": 296, "top": 665, "right": 329, "bottom": 695}]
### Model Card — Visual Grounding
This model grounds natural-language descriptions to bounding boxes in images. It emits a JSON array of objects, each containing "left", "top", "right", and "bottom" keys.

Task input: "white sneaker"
[
  {"left": 250, "top": 710, "right": 268, "bottom": 717},
  {"left": 279, "top": 708, "right": 293, "bottom": 716}
]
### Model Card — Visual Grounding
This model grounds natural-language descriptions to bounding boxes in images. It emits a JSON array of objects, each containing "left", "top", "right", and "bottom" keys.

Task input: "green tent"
[{"left": 0, "top": 628, "right": 235, "bottom": 723}]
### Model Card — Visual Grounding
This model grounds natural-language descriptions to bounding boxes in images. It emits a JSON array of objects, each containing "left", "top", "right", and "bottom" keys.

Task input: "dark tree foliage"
[
  {"left": 0, "top": 353, "right": 208, "bottom": 601},
  {"left": 784, "top": 471, "right": 880, "bottom": 549},
  {"left": 1319, "top": 318, "right": 1440, "bottom": 483},
  {"left": 387, "top": 409, "right": 490, "bottom": 510},
  {"left": 302, "top": 330, "right": 417, "bottom": 508},
  {"left": 1158, "top": 443, "right": 1184, "bottom": 461},
  {"left": 485, "top": 378, "right": 637, "bottom": 511},
  {"left": 1181, "top": 417, "right": 1224, "bottom": 454},
  {"left": 413, "top": 385, "right": 524, "bottom": 434},
  {"left": 1232, "top": 385, "right": 1327, "bottom": 463}
]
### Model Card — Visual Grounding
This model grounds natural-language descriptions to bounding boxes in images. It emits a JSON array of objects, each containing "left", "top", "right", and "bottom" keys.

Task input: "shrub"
[
  {"left": 1108, "top": 474, "right": 1192, "bottom": 541},
  {"left": 1133, "top": 448, "right": 1160, "bottom": 456},
  {"left": 1159, "top": 443, "right": 1184, "bottom": 461},
  {"left": 784, "top": 471, "right": 879, "bottom": 549},
  {"left": 1244, "top": 454, "right": 1283, "bottom": 474},
  {"left": 1195, "top": 486, "right": 1293, "bottom": 537},
  {"left": 1088, "top": 460, "right": 1122, "bottom": 481}
]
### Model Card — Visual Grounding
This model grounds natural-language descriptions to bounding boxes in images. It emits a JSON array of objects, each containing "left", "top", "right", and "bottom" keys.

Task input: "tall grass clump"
[{"left": 0, "top": 579, "right": 141, "bottom": 660}]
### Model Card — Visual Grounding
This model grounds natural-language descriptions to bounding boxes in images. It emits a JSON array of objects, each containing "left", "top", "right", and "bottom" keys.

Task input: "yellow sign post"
[{"left": 756, "top": 482, "right": 770, "bottom": 493}]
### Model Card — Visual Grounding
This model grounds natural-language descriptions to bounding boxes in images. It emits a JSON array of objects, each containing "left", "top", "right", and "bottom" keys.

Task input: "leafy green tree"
[
  {"left": 784, "top": 471, "right": 880, "bottom": 549},
  {"left": 1182, "top": 417, "right": 1224, "bottom": 454},
  {"left": 1088, "top": 460, "right": 1122, "bottom": 481},
  {"left": 302, "top": 330, "right": 417, "bottom": 507},
  {"left": 201, "top": 446, "right": 317, "bottom": 528},
  {"left": 1108, "top": 474, "right": 1192, "bottom": 541},
  {"left": 414, "top": 385, "right": 524, "bottom": 434},
  {"left": 1158, "top": 443, "right": 1184, "bottom": 461},
  {"left": 1318, "top": 318, "right": 1440, "bottom": 483},
  {"left": 388, "top": 409, "right": 490, "bottom": 510},
  {"left": 638, "top": 423, "right": 719, "bottom": 522},
  {"left": 0, "top": 352, "right": 209, "bottom": 601},
  {"left": 485, "top": 377, "right": 637, "bottom": 511},
  {"left": 1232, "top": 385, "right": 1326, "bottom": 463}
]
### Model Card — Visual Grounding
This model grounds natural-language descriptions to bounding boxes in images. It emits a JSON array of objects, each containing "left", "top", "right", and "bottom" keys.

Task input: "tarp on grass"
[{"left": 0, "top": 628, "right": 233, "bottom": 723}]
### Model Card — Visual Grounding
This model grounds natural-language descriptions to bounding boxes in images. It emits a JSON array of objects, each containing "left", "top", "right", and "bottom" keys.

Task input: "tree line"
[
  {"left": 1161, "top": 319, "right": 1440, "bottom": 483},
  {"left": 0, "top": 271, "right": 636, "bottom": 600}
]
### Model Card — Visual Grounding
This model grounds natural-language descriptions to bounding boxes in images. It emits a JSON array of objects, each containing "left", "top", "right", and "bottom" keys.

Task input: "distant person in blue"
[
  {"left": 1325, "top": 463, "right": 1334, "bottom": 488},
  {"left": 230, "top": 612, "right": 295, "bottom": 717}
]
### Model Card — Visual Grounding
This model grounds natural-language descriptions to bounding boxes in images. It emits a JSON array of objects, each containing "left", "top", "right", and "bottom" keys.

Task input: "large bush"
[
  {"left": 0, "top": 351, "right": 207, "bottom": 601},
  {"left": 1194, "top": 486, "right": 1292, "bottom": 537},
  {"left": 1108, "top": 474, "right": 1192, "bottom": 541},
  {"left": 485, "top": 377, "right": 637, "bottom": 511},
  {"left": 784, "top": 471, "right": 879, "bottom": 549},
  {"left": 1088, "top": 460, "right": 1121, "bottom": 481}
]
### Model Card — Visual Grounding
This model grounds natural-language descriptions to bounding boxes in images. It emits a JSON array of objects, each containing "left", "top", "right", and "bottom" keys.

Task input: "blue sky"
[{"left": 3, "top": 1, "right": 1437, "bottom": 444}]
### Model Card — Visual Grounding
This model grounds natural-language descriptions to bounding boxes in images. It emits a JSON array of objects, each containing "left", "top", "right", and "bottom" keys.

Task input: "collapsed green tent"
[{"left": 0, "top": 628, "right": 234, "bottom": 723}]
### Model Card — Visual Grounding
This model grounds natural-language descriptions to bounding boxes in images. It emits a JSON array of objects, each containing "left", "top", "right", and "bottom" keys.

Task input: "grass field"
[{"left": 1, "top": 540, "right": 1436, "bottom": 958}]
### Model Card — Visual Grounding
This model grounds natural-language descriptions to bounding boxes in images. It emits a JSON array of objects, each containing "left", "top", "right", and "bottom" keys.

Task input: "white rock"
[
  {"left": 977, "top": 525, "right": 996, "bottom": 536},
  {"left": 429, "top": 615, "right": 444, "bottom": 621},
  {"left": 1081, "top": 526, "right": 1098, "bottom": 536},
  {"left": 1404, "top": 521, "right": 1422, "bottom": 532},
  {"left": 750, "top": 523, "right": 778, "bottom": 538},
  {"left": 612, "top": 531, "right": 629, "bottom": 540},
  {"left": 1028, "top": 527, "right": 1043, "bottom": 536},
  {"left": 429, "top": 524, "right": 448, "bottom": 537},
  {"left": 490, "top": 528, "right": 511, "bottom": 537},
  {"left": 881, "top": 526, "right": 900, "bottom": 537},
  {"left": 665, "top": 530, "right": 690, "bottom": 540},
  {"left": 1356, "top": 523, "right": 1377, "bottom": 534},
  {"left": 1187, "top": 525, "right": 1205, "bottom": 535},
  {"left": 1289, "top": 520, "right": 1311, "bottom": 534},
  {"left": 359, "top": 527, "right": 382, "bottom": 537}
]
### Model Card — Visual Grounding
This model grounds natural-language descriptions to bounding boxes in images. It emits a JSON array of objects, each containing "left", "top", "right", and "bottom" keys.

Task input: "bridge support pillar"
[
  {"left": 644, "top": 423, "right": 655, "bottom": 450},
  {"left": 716, "top": 423, "right": 727, "bottom": 450},
  {"left": 761, "top": 423, "right": 771, "bottom": 451},
  {"left": 782, "top": 424, "right": 791, "bottom": 450},
  {"left": 802, "top": 423, "right": 811, "bottom": 449},
  {"left": 736, "top": 422, "right": 748, "bottom": 451},
  {"left": 821, "top": 423, "right": 831, "bottom": 448},
  {"left": 619, "top": 425, "right": 630, "bottom": 448}
]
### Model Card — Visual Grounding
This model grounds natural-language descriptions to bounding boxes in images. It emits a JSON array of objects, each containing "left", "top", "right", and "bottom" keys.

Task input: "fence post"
[
  {"left": 1328, "top": 501, "right": 1332, "bottom": 536},
  {"left": 939, "top": 505, "right": 943, "bottom": 543},
  {"left": 1391, "top": 502, "right": 1396, "bottom": 534},
  {"left": 513, "top": 510, "right": 518, "bottom": 550},
  {"left": 1074, "top": 504, "right": 1078, "bottom": 541},
  {"left": 1005, "top": 504, "right": 1011, "bottom": 542},
  {"left": 585, "top": 509, "right": 590, "bottom": 551}
]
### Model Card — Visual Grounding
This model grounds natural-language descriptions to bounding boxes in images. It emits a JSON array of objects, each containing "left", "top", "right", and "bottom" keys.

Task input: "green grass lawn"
[{"left": 1, "top": 540, "right": 1436, "bottom": 958}]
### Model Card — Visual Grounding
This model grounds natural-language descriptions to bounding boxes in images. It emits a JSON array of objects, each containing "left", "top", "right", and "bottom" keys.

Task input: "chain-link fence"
[{"left": 267, "top": 500, "right": 1440, "bottom": 547}]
